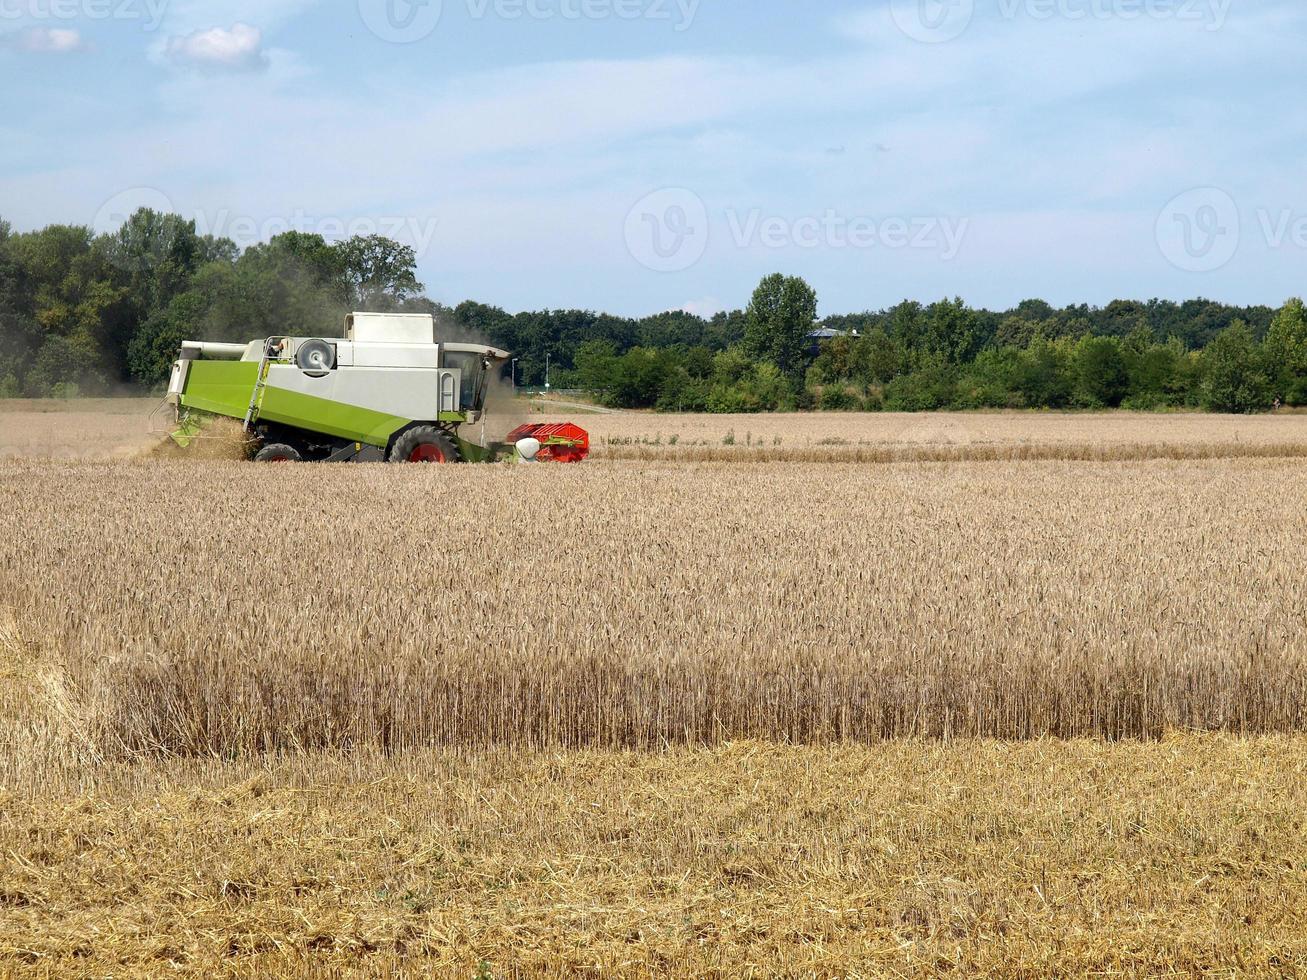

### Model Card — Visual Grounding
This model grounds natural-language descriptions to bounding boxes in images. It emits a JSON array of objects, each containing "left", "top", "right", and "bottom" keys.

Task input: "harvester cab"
[{"left": 166, "top": 312, "right": 590, "bottom": 465}]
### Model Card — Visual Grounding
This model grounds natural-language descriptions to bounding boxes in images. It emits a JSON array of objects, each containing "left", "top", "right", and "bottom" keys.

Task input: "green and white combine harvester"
[{"left": 167, "top": 312, "right": 590, "bottom": 464}]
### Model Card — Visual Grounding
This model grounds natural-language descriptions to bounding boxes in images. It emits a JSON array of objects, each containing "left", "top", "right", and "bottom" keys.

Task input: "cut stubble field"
[
  {"left": 2, "top": 400, "right": 1307, "bottom": 976},
  {"left": 5, "top": 739, "right": 1307, "bottom": 977},
  {"left": 583, "top": 407, "right": 1307, "bottom": 451}
]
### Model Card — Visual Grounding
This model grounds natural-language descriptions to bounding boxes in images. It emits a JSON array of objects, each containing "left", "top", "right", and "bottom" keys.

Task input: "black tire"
[
  {"left": 389, "top": 426, "right": 460, "bottom": 464},
  {"left": 255, "top": 443, "right": 303, "bottom": 463}
]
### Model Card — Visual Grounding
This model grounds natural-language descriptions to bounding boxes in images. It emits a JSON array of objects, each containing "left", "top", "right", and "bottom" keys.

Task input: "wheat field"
[
  {"left": 4, "top": 456, "right": 1307, "bottom": 760},
  {"left": 3, "top": 401, "right": 1307, "bottom": 976}
]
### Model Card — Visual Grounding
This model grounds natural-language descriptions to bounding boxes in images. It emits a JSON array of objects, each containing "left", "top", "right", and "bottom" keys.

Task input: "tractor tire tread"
[
  {"left": 255, "top": 443, "right": 303, "bottom": 463},
  {"left": 389, "top": 426, "right": 461, "bottom": 464}
]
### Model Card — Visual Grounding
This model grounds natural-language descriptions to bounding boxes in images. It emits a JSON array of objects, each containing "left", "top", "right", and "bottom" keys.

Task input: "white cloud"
[
  {"left": 165, "top": 23, "right": 267, "bottom": 72},
  {"left": 680, "top": 298, "right": 724, "bottom": 318},
  {"left": 11, "top": 2, "right": 1307, "bottom": 315},
  {"left": 18, "top": 28, "right": 85, "bottom": 53}
]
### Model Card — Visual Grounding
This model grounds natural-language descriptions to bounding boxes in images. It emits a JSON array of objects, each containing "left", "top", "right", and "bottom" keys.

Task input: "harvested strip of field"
[
  {"left": 600, "top": 439, "right": 1307, "bottom": 465},
  {"left": 584, "top": 409, "right": 1307, "bottom": 456},
  {"left": 1, "top": 457, "right": 1305, "bottom": 755},
  {"left": 0, "top": 399, "right": 159, "bottom": 459},
  {"left": 3, "top": 738, "right": 1306, "bottom": 976},
  {"left": 8, "top": 401, "right": 1307, "bottom": 465}
]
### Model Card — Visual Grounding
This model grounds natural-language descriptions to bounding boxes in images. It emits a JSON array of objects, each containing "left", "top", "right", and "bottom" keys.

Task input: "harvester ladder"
[{"left": 242, "top": 340, "right": 279, "bottom": 431}]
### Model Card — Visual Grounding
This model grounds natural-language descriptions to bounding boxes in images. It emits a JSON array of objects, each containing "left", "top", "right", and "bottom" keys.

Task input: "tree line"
[
  {"left": 461, "top": 275, "right": 1304, "bottom": 414},
  {"left": 0, "top": 210, "right": 424, "bottom": 398},
  {"left": 1, "top": 210, "right": 1304, "bottom": 413}
]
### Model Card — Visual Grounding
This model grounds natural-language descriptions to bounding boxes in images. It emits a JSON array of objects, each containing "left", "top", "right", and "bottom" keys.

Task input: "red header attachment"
[{"left": 506, "top": 422, "right": 591, "bottom": 463}]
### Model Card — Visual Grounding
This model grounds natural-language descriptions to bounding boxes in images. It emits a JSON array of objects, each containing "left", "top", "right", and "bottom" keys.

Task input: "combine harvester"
[{"left": 166, "top": 312, "right": 589, "bottom": 464}]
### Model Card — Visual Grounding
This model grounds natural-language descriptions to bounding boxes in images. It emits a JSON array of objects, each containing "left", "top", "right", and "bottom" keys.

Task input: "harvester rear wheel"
[
  {"left": 255, "top": 443, "right": 302, "bottom": 463},
  {"left": 390, "top": 426, "right": 459, "bottom": 464}
]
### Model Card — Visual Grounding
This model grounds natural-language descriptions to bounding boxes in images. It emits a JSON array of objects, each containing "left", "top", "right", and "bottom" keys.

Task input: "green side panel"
[
  {"left": 181, "top": 361, "right": 438, "bottom": 447},
  {"left": 258, "top": 386, "right": 411, "bottom": 447},
  {"left": 179, "top": 361, "right": 259, "bottom": 420},
  {"left": 456, "top": 436, "right": 495, "bottom": 463}
]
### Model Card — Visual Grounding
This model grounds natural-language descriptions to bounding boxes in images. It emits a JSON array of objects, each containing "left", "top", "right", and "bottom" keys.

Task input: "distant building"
[{"left": 806, "top": 327, "right": 860, "bottom": 356}]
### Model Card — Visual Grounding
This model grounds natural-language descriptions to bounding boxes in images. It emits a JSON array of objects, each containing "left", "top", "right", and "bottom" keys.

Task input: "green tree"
[
  {"left": 655, "top": 368, "right": 709, "bottom": 412},
  {"left": 1202, "top": 321, "right": 1273, "bottom": 413},
  {"left": 572, "top": 339, "right": 619, "bottom": 395},
  {"left": 809, "top": 334, "right": 859, "bottom": 384},
  {"left": 995, "top": 314, "right": 1039, "bottom": 349},
  {"left": 127, "top": 292, "right": 210, "bottom": 385},
  {"left": 1072, "top": 335, "right": 1129, "bottom": 408},
  {"left": 1101, "top": 299, "right": 1148, "bottom": 337},
  {"left": 0, "top": 222, "right": 37, "bottom": 379},
  {"left": 859, "top": 328, "right": 903, "bottom": 384},
  {"left": 921, "top": 297, "right": 979, "bottom": 364},
  {"left": 98, "top": 208, "right": 209, "bottom": 312},
  {"left": 638, "top": 310, "right": 709, "bottom": 348},
  {"left": 609, "top": 348, "right": 675, "bottom": 408},
  {"left": 682, "top": 345, "right": 715, "bottom": 380},
  {"left": 1122, "top": 337, "right": 1183, "bottom": 409},
  {"left": 1014, "top": 337, "right": 1073, "bottom": 408},
  {"left": 197, "top": 232, "right": 354, "bottom": 342},
  {"left": 334, "top": 235, "right": 422, "bottom": 309},
  {"left": 742, "top": 273, "right": 817, "bottom": 376},
  {"left": 1263, "top": 298, "right": 1307, "bottom": 404},
  {"left": 883, "top": 355, "right": 956, "bottom": 411},
  {"left": 25, "top": 334, "right": 103, "bottom": 396},
  {"left": 0, "top": 219, "right": 18, "bottom": 308},
  {"left": 955, "top": 347, "right": 1023, "bottom": 408},
  {"left": 4, "top": 224, "right": 136, "bottom": 391}
]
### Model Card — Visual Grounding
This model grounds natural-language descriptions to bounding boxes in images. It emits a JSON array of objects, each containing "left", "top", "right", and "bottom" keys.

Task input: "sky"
[{"left": 2, "top": 0, "right": 1305, "bottom": 318}]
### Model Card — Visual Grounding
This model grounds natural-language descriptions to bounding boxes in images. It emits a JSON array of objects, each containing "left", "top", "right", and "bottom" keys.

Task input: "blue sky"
[{"left": 2, "top": 0, "right": 1305, "bottom": 317}]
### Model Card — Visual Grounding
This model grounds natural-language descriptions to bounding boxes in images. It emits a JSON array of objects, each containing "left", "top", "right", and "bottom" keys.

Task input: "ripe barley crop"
[{"left": 2, "top": 455, "right": 1306, "bottom": 759}]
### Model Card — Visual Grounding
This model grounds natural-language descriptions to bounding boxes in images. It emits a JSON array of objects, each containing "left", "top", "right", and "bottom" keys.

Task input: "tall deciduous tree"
[
  {"left": 922, "top": 297, "right": 979, "bottom": 364},
  {"left": 334, "top": 235, "right": 423, "bottom": 309},
  {"left": 1202, "top": 321, "right": 1272, "bottom": 414},
  {"left": 1073, "top": 335, "right": 1129, "bottom": 408},
  {"left": 743, "top": 273, "right": 817, "bottom": 376},
  {"left": 1263, "top": 297, "right": 1307, "bottom": 404}
]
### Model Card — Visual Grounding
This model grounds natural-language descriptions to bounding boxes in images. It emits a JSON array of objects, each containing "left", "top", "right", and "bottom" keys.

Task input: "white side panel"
[
  {"left": 350, "top": 344, "right": 441, "bottom": 369},
  {"left": 265, "top": 365, "right": 460, "bottom": 420},
  {"left": 166, "top": 359, "right": 190, "bottom": 405},
  {"left": 346, "top": 313, "right": 435, "bottom": 344},
  {"left": 181, "top": 341, "right": 247, "bottom": 360}
]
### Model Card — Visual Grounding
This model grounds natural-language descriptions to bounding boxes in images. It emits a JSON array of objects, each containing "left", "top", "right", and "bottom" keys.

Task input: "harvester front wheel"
[
  {"left": 255, "top": 443, "right": 302, "bottom": 463},
  {"left": 390, "top": 426, "right": 459, "bottom": 464}
]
